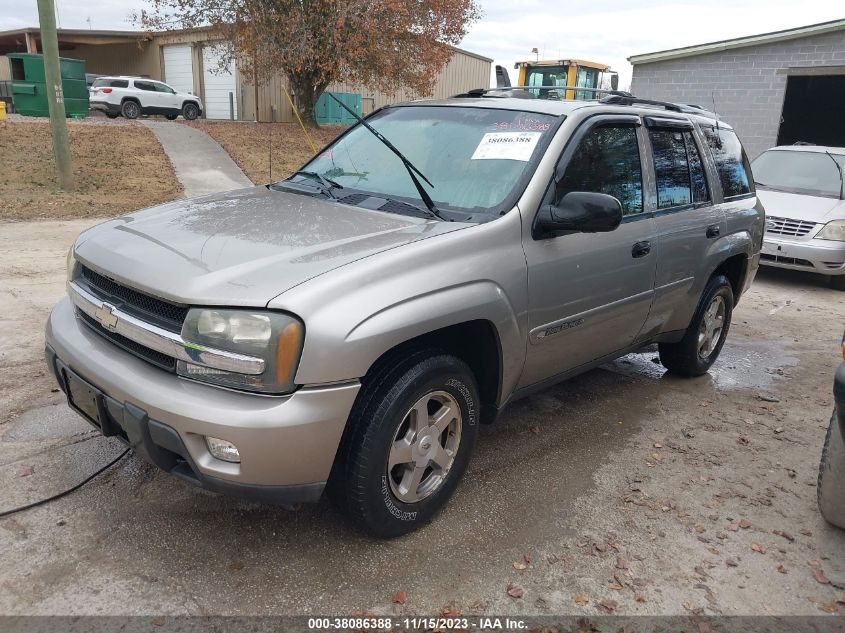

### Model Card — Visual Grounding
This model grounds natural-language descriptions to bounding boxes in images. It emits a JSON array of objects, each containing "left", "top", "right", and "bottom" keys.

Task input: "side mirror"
[{"left": 535, "top": 192, "right": 623, "bottom": 236}]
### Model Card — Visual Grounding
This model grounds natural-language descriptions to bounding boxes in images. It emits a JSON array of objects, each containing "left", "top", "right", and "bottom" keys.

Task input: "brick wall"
[{"left": 630, "top": 30, "right": 845, "bottom": 158}]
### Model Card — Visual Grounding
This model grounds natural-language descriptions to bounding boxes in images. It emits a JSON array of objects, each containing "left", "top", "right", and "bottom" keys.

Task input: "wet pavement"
[{"left": 1, "top": 266, "right": 844, "bottom": 616}]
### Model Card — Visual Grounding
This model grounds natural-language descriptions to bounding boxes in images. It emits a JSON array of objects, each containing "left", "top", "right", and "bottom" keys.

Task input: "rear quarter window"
[
  {"left": 92, "top": 78, "right": 129, "bottom": 88},
  {"left": 702, "top": 127, "right": 754, "bottom": 199}
]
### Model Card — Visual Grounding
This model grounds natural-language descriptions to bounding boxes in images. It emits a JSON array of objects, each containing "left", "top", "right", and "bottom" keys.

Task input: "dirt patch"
[
  {"left": 185, "top": 120, "right": 343, "bottom": 184},
  {"left": 0, "top": 220, "right": 98, "bottom": 424},
  {"left": 0, "top": 119, "right": 182, "bottom": 220}
]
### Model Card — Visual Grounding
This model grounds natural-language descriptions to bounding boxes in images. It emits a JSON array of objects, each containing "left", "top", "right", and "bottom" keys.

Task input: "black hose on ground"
[{"left": 0, "top": 448, "right": 130, "bottom": 519}]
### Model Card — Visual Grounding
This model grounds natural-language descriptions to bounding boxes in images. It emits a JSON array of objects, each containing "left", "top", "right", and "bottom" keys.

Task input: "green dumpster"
[{"left": 8, "top": 53, "right": 88, "bottom": 118}]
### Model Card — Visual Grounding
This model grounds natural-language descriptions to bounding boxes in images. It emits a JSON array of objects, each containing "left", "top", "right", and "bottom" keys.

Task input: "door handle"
[
  {"left": 706, "top": 224, "right": 721, "bottom": 239},
  {"left": 631, "top": 240, "right": 651, "bottom": 258}
]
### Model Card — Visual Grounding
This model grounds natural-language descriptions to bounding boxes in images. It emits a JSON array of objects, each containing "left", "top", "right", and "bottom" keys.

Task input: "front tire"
[
  {"left": 165, "top": 113, "right": 179, "bottom": 121},
  {"left": 121, "top": 100, "right": 141, "bottom": 119},
  {"left": 182, "top": 103, "right": 199, "bottom": 120},
  {"left": 328, "top": 351, "right": 480, "bottom": 537},
  {"left": 659, "top": 274, "right": 734, "bottom": 377},
  {"left": 105, "top": 112, "right": 120, "bottom": 119},
  {"left": 831, "top": 275, "right": 845, "bottom": 291},
  {"left": 818, "top": 412, "right": 845, "bottom": 529}
]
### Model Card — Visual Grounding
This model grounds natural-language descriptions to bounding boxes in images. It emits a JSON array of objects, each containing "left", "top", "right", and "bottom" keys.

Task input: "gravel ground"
[{"left": 0, "top": 221, "right": 843, "bottom": 617}]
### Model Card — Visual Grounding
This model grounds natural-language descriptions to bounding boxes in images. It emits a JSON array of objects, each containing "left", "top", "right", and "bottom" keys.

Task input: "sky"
[{"left": 1, "top": 0, "right": 843, "bottom": 89}]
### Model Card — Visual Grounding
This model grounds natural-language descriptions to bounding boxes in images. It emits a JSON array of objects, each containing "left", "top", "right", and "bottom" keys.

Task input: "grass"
[
  {"left": 0, "top": 120, "right": 182, "bottom": 221},
  {"left": 185, "top": 120, "right": 344, "bottom": 184}
]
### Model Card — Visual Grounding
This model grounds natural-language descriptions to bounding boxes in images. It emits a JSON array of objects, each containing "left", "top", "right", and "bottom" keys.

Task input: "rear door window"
[
  {"left": 134, "top": 80, "right": 156, "bottom": 92},
  {"left": 649, "top": 129, "right": 692, "bottom": 208},
  {"left": 702, "top": 127, "right": 754, "bottom": 199},
  {"left": 685, "top": 132, "right": 710, "bottom": 203},
  {"left": 555, "top": 124, "right": 644, "bottom": 216}
]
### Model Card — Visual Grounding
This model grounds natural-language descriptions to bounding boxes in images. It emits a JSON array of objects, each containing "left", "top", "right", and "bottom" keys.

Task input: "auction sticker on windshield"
[{"left": 471, "top": 131, "right": 541, "bottom": 162}]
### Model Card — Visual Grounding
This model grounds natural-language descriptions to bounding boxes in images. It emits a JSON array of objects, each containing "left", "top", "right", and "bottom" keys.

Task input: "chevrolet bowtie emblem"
[{"left": 94, "top": 303, "right": 119, "bottom": 331}]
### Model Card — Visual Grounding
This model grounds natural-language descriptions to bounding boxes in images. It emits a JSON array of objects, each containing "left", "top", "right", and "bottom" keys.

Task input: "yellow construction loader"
[{"left": 496, "top": 58, "right": 619, "bottom": 100}]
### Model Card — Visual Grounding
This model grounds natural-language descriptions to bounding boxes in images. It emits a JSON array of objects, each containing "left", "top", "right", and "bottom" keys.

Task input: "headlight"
[
  {"left": 817, "top": 220, "right": 845, "bottom": 241},
  {"left": 177, "top": 308, "right": 304, "bottom": 394}
]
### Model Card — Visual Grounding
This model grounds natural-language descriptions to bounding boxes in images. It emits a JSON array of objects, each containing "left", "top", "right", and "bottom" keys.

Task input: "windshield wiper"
[
  {"left": 326, "top": 93, "right": 450, "bottom": 222},
  {"left": 824, "top": 152, "right": 845, "bottom": 200},
  {"left": 289, "top": 170, "right": 343, "bottom": 199}
]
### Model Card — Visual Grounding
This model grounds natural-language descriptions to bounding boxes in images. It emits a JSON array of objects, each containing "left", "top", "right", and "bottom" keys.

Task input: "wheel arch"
[
  {"left": 712, "top": 253, "right": 748, "bottom": 302},
  {"left": 293, "top": 281, "right": 524, "bottom": 419},
  {"left": 704, "top": 230, "right": 754, "bottom": 304},
  {"left": 360, "top": 319, "right": 504, "bottom": 425}
]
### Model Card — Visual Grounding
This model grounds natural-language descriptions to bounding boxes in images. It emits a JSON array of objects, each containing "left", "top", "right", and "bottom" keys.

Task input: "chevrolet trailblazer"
[{"left": 46, "top": 92, "right": 764, "bottom": 536}]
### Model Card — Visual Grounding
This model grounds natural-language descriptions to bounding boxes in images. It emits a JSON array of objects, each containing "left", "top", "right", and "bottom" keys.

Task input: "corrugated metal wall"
[
  {"left": 67, "top": 41, "right": 159, "bottom": 79},
  {"left": 241, "top": 48, "right": 491, "bottom": 123}
]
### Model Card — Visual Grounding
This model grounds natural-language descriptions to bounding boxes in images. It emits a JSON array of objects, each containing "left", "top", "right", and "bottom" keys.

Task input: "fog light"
[{"left": 205, "top": 436, "right": 241, "bottom": 463}]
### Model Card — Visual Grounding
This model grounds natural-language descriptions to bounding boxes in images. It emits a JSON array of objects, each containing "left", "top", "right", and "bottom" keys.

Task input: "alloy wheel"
[
  {"left": 387, "top": 390, "right": 462, "bottom": 503},
  {"left": 698, "top": 295, "right": 726, "bottom": 359}
]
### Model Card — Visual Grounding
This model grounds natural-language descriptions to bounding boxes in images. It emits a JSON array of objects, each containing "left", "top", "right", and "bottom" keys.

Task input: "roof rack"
[
  {"left": 451, "top": 86, "right": 634, "bottom": 99},
  {"left": 599, "top": 94, "right": 682, "bottom": 111},
  {"left": 599, "top": 94, "right": 720, "bottom": 119},
  {"left": 448, "top": 87, "right": 720, "bottom": 120}
]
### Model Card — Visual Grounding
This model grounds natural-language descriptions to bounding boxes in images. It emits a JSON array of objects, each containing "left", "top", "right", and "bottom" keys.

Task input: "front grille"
[
  {"left": 760, "top": 253, "right": 814, "bottom": 268},
  {"left": 79, "top": 311, "right": 177, "bottom": 372},
  {"left": 78, "top": 265, "right": 188, "bottom": 332},
  {"left": 766, "top": 216, "right": 818, "bottom": 237}
]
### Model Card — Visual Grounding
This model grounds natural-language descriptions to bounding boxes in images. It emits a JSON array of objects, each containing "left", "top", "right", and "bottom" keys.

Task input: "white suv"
[{"left": 89, "top": 76, "right": 203, "bottom": 121}]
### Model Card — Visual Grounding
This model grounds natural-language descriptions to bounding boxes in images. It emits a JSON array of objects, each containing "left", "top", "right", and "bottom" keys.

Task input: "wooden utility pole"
[{"left": 36, "top": 0, "right": 73, "bottom": 190}]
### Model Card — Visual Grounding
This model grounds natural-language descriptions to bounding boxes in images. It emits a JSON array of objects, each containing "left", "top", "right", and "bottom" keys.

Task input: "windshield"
[
  {"left": 297, "top": 106, "right": 558, "bottom": 218},
  {"left": 751, "top": 149, "right": 845, "bottom": 198}
]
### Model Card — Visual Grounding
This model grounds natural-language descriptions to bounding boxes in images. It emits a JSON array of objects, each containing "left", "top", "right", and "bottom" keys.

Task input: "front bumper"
[
  {"left": 45, "top": 297, "right": 360, "bottom": 504},
  {"left": 761, "top": 234, "right": 845, "bottom": 276}
]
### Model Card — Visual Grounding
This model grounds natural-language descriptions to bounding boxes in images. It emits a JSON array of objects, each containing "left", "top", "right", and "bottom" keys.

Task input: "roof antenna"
[{"left": 711, "top": 90, "right": 721, "bottom": 131}]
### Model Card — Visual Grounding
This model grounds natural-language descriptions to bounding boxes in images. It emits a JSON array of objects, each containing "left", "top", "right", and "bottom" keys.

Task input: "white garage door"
[
  {"left": 202, "top": 45, "right": 237, "bottom": 120},
  {"left": 162, "top": 44, "right": 194, "bottom": 97}
]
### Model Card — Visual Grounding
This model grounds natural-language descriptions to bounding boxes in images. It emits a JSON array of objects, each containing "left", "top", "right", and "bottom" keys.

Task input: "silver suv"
[{"left": 46, "top": 94, "right": 764, "bottom": 536}]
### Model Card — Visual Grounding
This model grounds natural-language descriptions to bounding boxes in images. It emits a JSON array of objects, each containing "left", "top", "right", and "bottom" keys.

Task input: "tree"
[{"left": 138, "top": 0, "right": 482, "bottom": 127}]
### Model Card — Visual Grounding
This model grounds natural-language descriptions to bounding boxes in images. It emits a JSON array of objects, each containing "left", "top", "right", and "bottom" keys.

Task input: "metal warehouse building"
[
  {"left": 629, "top": 19, "right": 845, "bottom": 158},
  {"left": 0, "top": 27, "right": 491, "bottom": 123}
]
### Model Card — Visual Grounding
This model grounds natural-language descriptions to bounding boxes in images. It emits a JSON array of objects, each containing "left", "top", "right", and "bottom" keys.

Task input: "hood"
[
  {"left": 757, "top": 188, "right": 845, "bottom": 223},
  {"left": 74, "top": 186, "right": 467, "bottom": 306}
]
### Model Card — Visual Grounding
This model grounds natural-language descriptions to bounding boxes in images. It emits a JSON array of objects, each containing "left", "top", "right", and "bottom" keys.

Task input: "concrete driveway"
[{"left": 1, "top": 217, "right": 843, "bottom": 617}]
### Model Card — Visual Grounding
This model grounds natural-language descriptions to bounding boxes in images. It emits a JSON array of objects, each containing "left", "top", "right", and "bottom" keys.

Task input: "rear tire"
[
  {"left": 659, "top": 274, "right": 734, "bottom": 377},
  {"left": 182, "top": 103, "right": 199, "bottom": 120},
  {"left": 830, "top": 275, "right": 845, "bottom": 291},
  {"left": 818, "top": 412, "right": 845, "bottom": 529},
  {"left": 328, "top": 350, "right": 480, "bottom": 538},
  {"left": 121, "top": 100, "right": 141, "bottom": 119}
]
